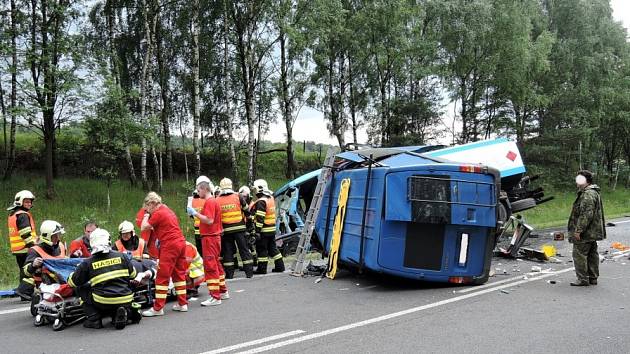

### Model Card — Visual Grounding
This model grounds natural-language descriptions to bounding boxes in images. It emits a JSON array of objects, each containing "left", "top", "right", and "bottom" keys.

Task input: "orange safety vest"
[
  {"left": 217, "top": 193, "right": 246, "bottom": 233},
  {"left": 185, "top": 241, "right": 204, "bottom": 281},
  {"left": 7, "top": 210, "right": 36, "bottom": 254},
  {"left": 261, "top": 196, "right": 276, "bottom": 234},
  {"left": 30, "top": 243, "right": 67, "bottom": 284},
  {"left": 192, "top": 197, "right": 206, "bottom": 237},
  {"left": 31, "top": 243, "right": 67, "bottom": 259},
  {"left": 115, "top": 238, "right": 146, "bottom": 260}
]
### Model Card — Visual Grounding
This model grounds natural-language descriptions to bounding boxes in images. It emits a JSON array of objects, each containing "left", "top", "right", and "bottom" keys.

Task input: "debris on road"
[
  {"left": 553, "top": 232, "right": 565, "bottom": 241},
  {"left": 520, "top": 247, "right": 548, "bottom": 261},
  {"left": 500, "top": 290, "right": 510, "bottom": 294},
  {"left": 531, "top": 266, "right": 542, "bottom": 272},
  {"left": 611, "top": 242, "right": 630, "bottom": 251},
  {"left": 547, "top": 280, "right": 557, "bottom": 284}
]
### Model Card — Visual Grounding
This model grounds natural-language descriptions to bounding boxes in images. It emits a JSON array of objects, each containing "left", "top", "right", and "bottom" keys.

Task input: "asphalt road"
[{"left": 1, "top": 217, "right": 629, "bottom": 354}]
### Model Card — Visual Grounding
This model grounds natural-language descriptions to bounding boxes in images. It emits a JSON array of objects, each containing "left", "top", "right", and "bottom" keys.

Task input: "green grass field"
[
  {"left": 520, "top": 187, "right": 630, "bottom": 228},
  {"left": 1, "top": 176, "right": 628, "bottom": 289}
]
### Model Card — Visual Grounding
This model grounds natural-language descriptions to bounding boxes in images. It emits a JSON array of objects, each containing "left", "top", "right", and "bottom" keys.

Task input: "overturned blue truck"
[{"left": 274, "top": 138, "right": 551, "bottom": 284}]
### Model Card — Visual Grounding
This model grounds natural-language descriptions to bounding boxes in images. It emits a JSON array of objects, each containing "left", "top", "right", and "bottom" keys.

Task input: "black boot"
[
  {"left": 129, "top": 303, "right": 142, "bottom": 324},
  {"left": 272, "top": 258, "right": 285, "bottom": 273},
  {"left": 255, "top": 262, "right": 268, "bottom": 274},
  {"left": 83, "top": 317, "right": 103, "bottom": 329},
  {"left": 244, "top": 263, "right": 254, "bottom": 278},
  {"left": 113, "top": 307, "right": 127, "bottom": 330},
  {"left": 224, "top": 266, "right": 235, "bottom": 279}
]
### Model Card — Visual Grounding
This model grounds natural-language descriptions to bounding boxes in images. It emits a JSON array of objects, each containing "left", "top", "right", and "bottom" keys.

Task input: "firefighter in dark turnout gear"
[
  {"left": 251, "top": 179, "right": 285, "bottom": 274},
  {"left": 7, "top": 190, "right": 37, "bottom": 300},
  {"left": 239, "top": 186, "right": 258, "bottom": 267},
  {"left": 216, "top": 178, "right": 254, "bottom": 278},
  {"left": 68, "top": 228, "right": 141, "bottom": 329},
  {"left": 23, "top": 220, "right": 67, "bottom": 287}
]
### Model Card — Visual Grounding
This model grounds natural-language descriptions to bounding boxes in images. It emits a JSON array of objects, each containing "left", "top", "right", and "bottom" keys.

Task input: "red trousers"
[
  {"left": 154, "top": 240, "right": 188, "bottom": 310},
  {"left": 201, "top": 235, "right": 227, "bottom": 299}
]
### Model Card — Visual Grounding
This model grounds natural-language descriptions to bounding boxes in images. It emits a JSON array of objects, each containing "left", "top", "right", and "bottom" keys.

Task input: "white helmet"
[
  {"left": 118, "top": 220, "right": 135, "bottom": 235},
  {"left": 196, "top": 175, "right": 215, "bottom": 192},
  {"left": 253, "top": 179, "right": 272, "bottom": 196},
  {"left": 39, "top": 220, "right": 65, "bottom": 246},
  {"left": 220, "top": 178, "right": 233, "bottom": 190},
  {"left": 90, "top": 228, "right": 111, "bottom": 254},
  {"left": 196, "top": 175, "right": 210, "bottom": 186},
  {"left": 8, "top": 190, "right": 35, "bottom": 210},
  {"left": 239, "top": 186, "right": 251, "bottom": 196}
]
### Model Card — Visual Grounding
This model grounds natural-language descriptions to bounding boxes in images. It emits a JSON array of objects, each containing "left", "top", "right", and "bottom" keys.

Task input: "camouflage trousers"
[{"left": 572, "top": 241, "right": 599, "bottom": 282}]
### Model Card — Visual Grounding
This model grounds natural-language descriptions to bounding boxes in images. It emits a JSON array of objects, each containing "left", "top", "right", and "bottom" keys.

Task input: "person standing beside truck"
[{"left": 568, "top": 170, "right": 606, "bottom": 287}]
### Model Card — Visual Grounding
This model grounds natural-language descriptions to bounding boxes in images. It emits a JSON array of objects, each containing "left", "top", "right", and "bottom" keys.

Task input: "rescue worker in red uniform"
[
  {"left": 216, "top": 177, "right": 254, "bottom": 278},
  {"left": 187, "top": 176, "right": 229, "bottom": 306},
  {"left": 190, "top": 189, "right": 206, "bottom": 255},
  {"left": 69, "top": 221, "right": 98, "bottom": 258},
  {"left": 113, "top": 220, "right": 149, "bottom": 260},
  {"left": 68, "top": 228, "right": 141, "bottom": 329},
  {"left": 252, "top": 179, "right": 285, "bottom": 274},
  {"left": 141, "top": 192, "right": 189, "bottom": 316},
  {"left": 23, "top": 220, "right": 67, "bottom": 287},
  {"left": 7, "top": 190, "right": 37, "bottom": 299},
  {"left": 136, "top": 208, "right": 159, "bottom": 259}
]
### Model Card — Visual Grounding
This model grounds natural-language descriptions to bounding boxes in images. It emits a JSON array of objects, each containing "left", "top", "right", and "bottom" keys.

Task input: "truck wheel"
[{"left": 510, "top": 198, "right": 537, "bottom": 213}]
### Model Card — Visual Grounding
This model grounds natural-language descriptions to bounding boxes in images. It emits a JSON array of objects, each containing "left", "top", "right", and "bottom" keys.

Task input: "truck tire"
[{"left": 510, "top": 198, "right": 537, "bottom": 213}]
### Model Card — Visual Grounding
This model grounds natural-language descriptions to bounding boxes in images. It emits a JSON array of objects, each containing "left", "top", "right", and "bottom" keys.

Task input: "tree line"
[{"left": 1, "top": 0, "right": 629, "bottom": 198}]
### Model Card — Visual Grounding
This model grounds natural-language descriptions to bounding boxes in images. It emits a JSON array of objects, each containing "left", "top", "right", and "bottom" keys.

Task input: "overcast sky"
[{"left": 265, "top": 2, "right": 630, "bottom": 146}]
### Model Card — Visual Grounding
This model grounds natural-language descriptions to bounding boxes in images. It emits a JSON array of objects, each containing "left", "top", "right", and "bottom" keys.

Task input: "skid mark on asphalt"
[{"left": 208, "top": 267, "right": 576, "bottom": 354}]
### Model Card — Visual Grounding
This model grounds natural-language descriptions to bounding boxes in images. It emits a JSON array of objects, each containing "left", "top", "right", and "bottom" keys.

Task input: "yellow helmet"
[{"left": 220, "top": 178, "right": 233, "bottom": 190}]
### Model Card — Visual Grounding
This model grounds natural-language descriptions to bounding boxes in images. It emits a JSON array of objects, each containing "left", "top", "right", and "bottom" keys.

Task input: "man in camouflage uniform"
[{"left": 567, "top": 170, "right": 606, "bottom": 286}]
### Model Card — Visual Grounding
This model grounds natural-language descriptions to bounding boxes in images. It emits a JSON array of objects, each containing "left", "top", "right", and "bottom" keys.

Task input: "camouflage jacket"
[{"left": 567, "top": 184, "right": 606, "bottom": 243}]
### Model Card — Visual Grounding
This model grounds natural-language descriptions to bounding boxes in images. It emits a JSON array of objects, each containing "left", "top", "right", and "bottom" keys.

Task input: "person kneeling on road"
[{"left": 68, "top": 228, "right": 141, "bottom": 329}]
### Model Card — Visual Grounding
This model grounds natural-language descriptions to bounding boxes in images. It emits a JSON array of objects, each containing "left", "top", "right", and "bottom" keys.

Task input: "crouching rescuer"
[
  {"left": 68, "top": 228, "right": 142, "bottom": 329},
  {"left": 252, "top": 179, "right": 284, "bottom": 274}
]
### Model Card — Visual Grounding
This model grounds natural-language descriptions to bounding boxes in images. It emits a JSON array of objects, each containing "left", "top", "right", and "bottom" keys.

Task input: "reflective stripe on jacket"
[
  {"left": 254, "top": 197, "right": 276, "bottom": 234},
  {"left": 68, "top": 251, "right": 137, "bottom": 305},
  {"left": 7, "top": 210, "right": 36, "bottom": 254},
  {"left": 185, "top": 242, "right": 204, "bottom": 280},
  {"left": 217, "top": 193, "right": 246, "bottom": 233},
  {"left": 192, "top": 197, "right": 205, "bottom": 236}
]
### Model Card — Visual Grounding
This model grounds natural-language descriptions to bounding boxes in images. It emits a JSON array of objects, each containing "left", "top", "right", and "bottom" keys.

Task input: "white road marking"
[
  {"left": 200, "top": 330, "right": 306, "bottom": 354},
  {"left": 0, "top": 307, "right": 29, "bottom": 316},
  {"left": 237, "top": 267, "right": 575, "bottom": 354},
  {"left": 454, "top": 274, "right": 534, "bottom": 293},
  {"left": 611, "top": 249, "right": 630, "bottom": 260}
]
